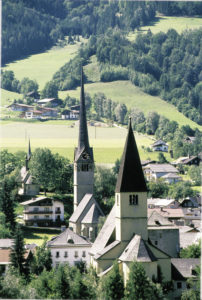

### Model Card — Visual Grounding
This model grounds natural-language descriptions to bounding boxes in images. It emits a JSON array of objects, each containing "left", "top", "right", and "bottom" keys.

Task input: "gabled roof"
[
  {"left": 148, "top": 211, "right": 174, "bottom": 227},
  {"left": 90, "top": 205, "right": 116, "bottom": 255},
  {"left": 81, "top": 203, "right": 103, "bottom": 224},
  {"left": 151, "top": 140, "right": 167, "bottom": 147},
  {"left": 74, "top": 67, "right": 93, "bottom": 162},
  {"left": 171, "top": 258, "right": 200, "bottom": 279},
  {"left": 119, "top": 235, "right": 157, "bottom": 262},
  {"left": 94, "top": 240, "right": 121, "bottom": 260},
  {"left": 144, "top": 164, "right": 178, "bottom": 173},
  {"left": 69, "top": 194, "right": 93, "bottom": 223},
  {"left": 47, "top": 228, "right": 91, "bottom": 247},
  {"left": 20, "top": 196, "right": 56, "bottom": 206},
  {"left": 115, "top": 119, "right": 147, "bottom": 192}
]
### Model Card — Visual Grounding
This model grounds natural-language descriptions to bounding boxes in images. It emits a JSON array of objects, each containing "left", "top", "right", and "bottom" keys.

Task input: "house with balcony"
[
  {"left": 151, "top": 139, "right": 168, "bottom": 152},
  {"left": 143, "top": 163, "right": 179, "bottom": 181},
  {"left": 20, "top": 196, "right": 64, "bottom": 227},
  {"left": 47, "top": 228, "right": 92, "bottom": 268}
]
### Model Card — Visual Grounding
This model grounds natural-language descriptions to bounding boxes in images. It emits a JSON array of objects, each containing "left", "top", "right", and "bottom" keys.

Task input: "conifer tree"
[
  {"left": 125, "top": 262, "right": 163, "bottom": 300},
  {"left": 97, "top": 260, "right": 124, "bottom": 300},
  {"left": 10, "top": 225, "right": 26, "bottom": 274}
]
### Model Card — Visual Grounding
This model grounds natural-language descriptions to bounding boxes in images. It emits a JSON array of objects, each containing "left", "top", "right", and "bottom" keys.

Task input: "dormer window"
[{"left": 129, "top": 195, "right": 138, "bottom": 205}]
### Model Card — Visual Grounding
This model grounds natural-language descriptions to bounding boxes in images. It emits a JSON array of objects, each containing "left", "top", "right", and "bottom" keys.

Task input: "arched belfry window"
[
  {"left": 81, "top": 164, "right": 89, "bottom": 171},
  {"left": 129, "top": 195, "right": 138, "bottom": 205}
]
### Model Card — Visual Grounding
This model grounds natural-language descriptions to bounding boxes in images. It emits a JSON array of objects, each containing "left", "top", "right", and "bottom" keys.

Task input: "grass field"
[
  {"left": 59, "top": 81, "right": 202, "bottom": 130},
  {"left": 23, "top": 227, "right": 61, "bottom": 246},
  {"left": 1, "top": 89, "right": 23, "bottom": 106},
  {"left": 3, "top": 39, "right": 86, "bottom": 90},
  {"left": 128, "top": 16, "right": 202, "bottom": 41},
  {"left": 0, "top": 121, "right": 170, "bottom": 163}
]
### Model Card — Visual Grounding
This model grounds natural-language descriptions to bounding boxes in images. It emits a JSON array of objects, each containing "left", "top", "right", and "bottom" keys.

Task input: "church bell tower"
[{"left": 73, "top": 67, "right": 94, "bottom": 211}]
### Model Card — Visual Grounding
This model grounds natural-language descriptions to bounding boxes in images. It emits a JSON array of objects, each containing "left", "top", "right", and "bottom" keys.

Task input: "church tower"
[
  {"left": 73, "top": 67, "right": 94, "bottom": 211},
  {"left": 115, "top": 118, "right": 148, "bottom": 241}
]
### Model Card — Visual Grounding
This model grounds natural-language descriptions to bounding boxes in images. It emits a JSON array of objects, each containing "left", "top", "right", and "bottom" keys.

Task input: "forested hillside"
[{"left": 2, "top": 0, "right": 156, "bottom": 64}]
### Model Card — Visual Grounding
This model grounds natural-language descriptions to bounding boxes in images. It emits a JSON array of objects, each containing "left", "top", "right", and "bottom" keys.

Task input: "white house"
[
  {"left": 151, "top": 140, "right": 168, "bottom": 152},
  {"left": 20, "top": 196, "right": 64, "bottom": 227},
  {"left": 47, "top": 228, "right": 92, "bottom": 268},
  {"left": 161, "top": 173, "right": 182, "bottom": 184},
  {"left": 143, "top": 164, "right": 179, "bottom": 181}
]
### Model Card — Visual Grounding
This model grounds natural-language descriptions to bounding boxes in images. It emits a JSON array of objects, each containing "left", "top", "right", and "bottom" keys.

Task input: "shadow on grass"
[{"left": 22, "top": 226, "right": 60, "bottom": 240}]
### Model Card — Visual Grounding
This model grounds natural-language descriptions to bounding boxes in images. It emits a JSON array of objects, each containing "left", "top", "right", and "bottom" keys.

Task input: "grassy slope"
[
  {"left": 0, "top": 121, "right": 169, "bottom": 163},
  {"left": 3, "top": 39, "right": 86, "bottom": 90},
  {"left": 59, "top": 81, "right": 202, "bottom": 130},
  {"left": 1, "top": 89, "right": 23, "bottom": 106},
  {"left": 128, "top": 15, "right": 202, "bottom": 41}
]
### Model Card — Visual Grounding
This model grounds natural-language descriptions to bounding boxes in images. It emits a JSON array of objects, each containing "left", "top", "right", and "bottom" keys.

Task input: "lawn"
[
  {"left": 3, "top": 39, "right": 87, "bottom": 90},
  {"left": 0, "top": 121, "right": 170, "bottom": 163},
  {"left": 59, "top": 81, "right": 202, "bottom": 130},
  {"left": 128, "top": 16, "right": 202, "bottom": 41},
  {"left": 1, "top": 89, "right": 23, "bottom": 106},
  {"left": 23, "top": 226, "right": 61, "bottom": 246}
]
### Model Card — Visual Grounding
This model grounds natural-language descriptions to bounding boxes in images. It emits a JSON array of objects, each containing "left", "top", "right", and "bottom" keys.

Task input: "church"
[
  {"left": 90, "top": 117, "right": 172, "bottom": 283},
  {"left": 69, "top": 68, "right": 104, "bottom": 242}
]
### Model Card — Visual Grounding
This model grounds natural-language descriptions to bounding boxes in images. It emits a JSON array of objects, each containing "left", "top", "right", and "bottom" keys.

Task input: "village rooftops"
[
  {"left": 171, "top": 258, "right": 200, "bottom": 279},
  {"left": 37, "top": 98, "right": 56, "bottom": 103},
  {"left": 47, "top": 228, "right": 91, "bottom": 247},
  {"left": 161, "top": 173, "right": 182, "bottom": 179},
  {"left": 144, "top": 164, "right": 179, "bottom": 173},
  {"left": 148, "top": 210, "right": 174, "bottom": 227}
]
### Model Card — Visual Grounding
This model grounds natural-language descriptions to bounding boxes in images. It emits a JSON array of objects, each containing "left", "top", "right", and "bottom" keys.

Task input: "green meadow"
[
  {"left": 1, "top": 89, "right": 23, "bottom": 106},
  {"left": 59, "top": 81, "right": 202, "bottom": 130},
  {"left": 128, "top": 15, "right": 202, "bottom": 41},
  {"left": 3, "top": 39, "right": 86, "bottom": 90},
  {"left": 0, "top": 121, "right": 169, "bottom": 163}
]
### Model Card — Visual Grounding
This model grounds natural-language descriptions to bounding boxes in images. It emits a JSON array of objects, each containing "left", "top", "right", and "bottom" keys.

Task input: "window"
[
  {"left": 55, "top": 207, "right": 61, "bottom": 214},
  {"left": 33, "top": 207, "right": 39, "bottom": 212},
  {"left": 56, "top": 251, "right": 60, "bottom": 258},
  {"left": 81, "top": 164, "right": 89, "bottom": 171},
  {"left": 117, "top": 195, "right": 119, "bottom": 206},
  {"left": 177, "top": 282, "right": 182, "bottom": 289},
  {"left": 64, "top": 251, "right": 68, "bottom": 258},
  {"left": 82, "top": 251, "right": 86, "bottom": 258},
  {"left": 74, "top": 251, "right": 78, "bottom": 258},
  {"left": 44, "top": 207, "right": 49, "bottom": 212},
  {"left": 34, "top": 215, "right": 38, "bottom": 219},
  {"left": 155, "top": 241, "right": 158, "bottom": 246},
  {"left": 129, "top": 195, "right": 138, "bottom": 205},
  {"left": 45, "top": 215, "right": 49, "bottom": 219}
]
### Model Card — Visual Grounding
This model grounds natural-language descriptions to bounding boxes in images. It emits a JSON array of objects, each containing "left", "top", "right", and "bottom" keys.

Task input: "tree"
[
  {"left": 41, "top": 80, "right": 58, "bottom": 98},
  {"left": 0, "top": 176, "right": 16, "bottom": 231},
  {"left": 125, "top": 262, "right": 163, "bottom": 300},
  {"left": 0, "top": 212, "right": 11, "bottom": 238},
  {"left": 30, "top": 148, "right": 57, "bottom": 194},
  {"left": 168, "top": 181, "right": 195, "bottom": 200},
  {"left": 10, "top": 225, "right": 26, "bottom": 275},
  {"left": 188, "top": 165, "right": 201, "bottom": 186},
  {"left": 114, "top": 103, "right": 127, "bottom": 124},
  {"left": 53, "top": 153, "right": 73, "bottom": 193},
  {"left": 148, "top": 179, "right": 169, "bottom": 198},
  {"left": 158, "top": 152, "right": 167, "bottom": 163},
  {"left": 53, "top": 265, "right": 70, "bottom": 299},
  {"left": 19, "top": 77, "right": 39, "bottom": 95},
  {"left": 97, "top": 261, "right": 124, "bottom": 300},
  {"left": 146, "top": 112, "right": 160, "bottom": 135},
  {"left": 33, "top": 238, "right": 52, "bottom": 275},
  {"left": 181, "top": 265, "right": 200, "bottom": 300},
  {"left": 180, "top": 240, "right": 201, "bottom": 258}
]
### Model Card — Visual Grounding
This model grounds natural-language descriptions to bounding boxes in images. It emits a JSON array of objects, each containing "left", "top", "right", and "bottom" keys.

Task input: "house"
[
  {"left": 47, "top": 228, "right": 91, "bottom": 268},
  {"left": 7, "top": 103, "right": 34, "bottom": 112},
  {"left": 37, "top": 98, "right": 62, "bottom": 107},
  {"left": 90, "top": 119, "right": 172, "bottom": 284},
  {"left": 184, "top": 136, "right": 196, "bottom": 144},
  {"left": 26, "top": 91, "right": 40, "bottom": 99},
  {"left": 171, "top": 258, "right": 200, "bottom": 299},
  {"left": 143, "top": 163, "right": 179, "bottom": 181},
  {"left": 161, "top": 173, "right": 182, "bottom": 184},
  {"left": 39, "top": 107, "right": 58, "bottom": 118},
  {"left": 147, "top": 198, "right": 179, "bottom": 209},
  {"left": 172, "top": 156, "right": 201, "bottom": 167},
  {"left": 17, "top": 140, "right": 40, "bottom": 196},
  {"left": 68, "top": 68, "right": 104, "bottom": 242},
  {"left": 148, "top": 208, "right": 185, "bottom": 225},
  {"left": 70, "top": 105, "right": 80, "bottom": 111},
  {"left": 151, "top": 139, "right": 168, "bottom": 152},
  {"left": 25, "top": 110, "right": 43, "bottom": 119},
  {"left": 179, "top": 197, "right": 199, "bottom": 208},
  {"left": 179, "top": 226, "right": 201, "bottom": 249},
  {"left": 147, "top": 211, "right": 180, "bottom": 258},
  {"left": 20, "top": 196, "right": 64, "bottom": 227},
  {"left": 61, "top": 109, "right": 79, "bottom": 120}
]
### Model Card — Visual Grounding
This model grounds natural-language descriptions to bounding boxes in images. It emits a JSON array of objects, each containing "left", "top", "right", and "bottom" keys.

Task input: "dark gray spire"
[
  {"left": 115, "top": 118, "right": 147, "bottom": 193},
  {"left": 25, "top": 139, "right": 31, "bottom": 170},
  {"left": 74, "top": 67, "right": 93, "bottom": 162}
]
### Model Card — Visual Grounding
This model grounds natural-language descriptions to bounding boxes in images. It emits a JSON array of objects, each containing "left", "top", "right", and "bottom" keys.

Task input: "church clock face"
[{"left": 82, "top": 152, "right": 89, "bottom": 160}]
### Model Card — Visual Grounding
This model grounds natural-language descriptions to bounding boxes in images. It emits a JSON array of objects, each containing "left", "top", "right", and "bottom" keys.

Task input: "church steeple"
[
  {"left": 115, "top": 118, "right": 147, "bottom": 193},
  {"left": 25, "top": 139, "right": 32, "bottom": 170},
  {"left": 75, "top": 67, "right": 93, "bottom": 162}
]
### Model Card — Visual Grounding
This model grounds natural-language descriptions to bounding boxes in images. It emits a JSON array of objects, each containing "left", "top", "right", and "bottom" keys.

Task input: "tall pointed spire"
[
  {"left": 115, "top": 118, "right": 147, "bottom": 192},
  {"left": 27, "top": 138, "right": 31, "bottom": 160},
  {"left": 78, "top": 66, "right": 90, "bottom": 151}
]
